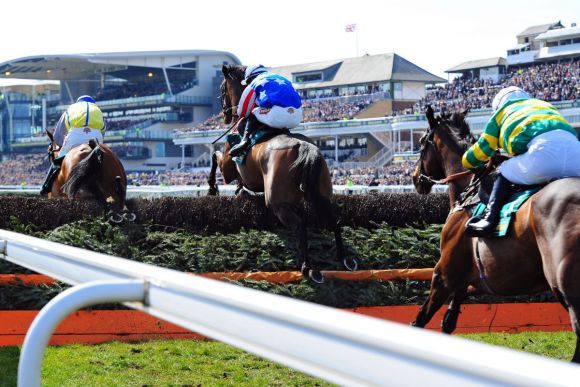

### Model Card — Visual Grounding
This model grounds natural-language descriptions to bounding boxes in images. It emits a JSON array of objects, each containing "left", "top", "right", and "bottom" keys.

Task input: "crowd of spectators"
[
  {"left": 0, "top": 153, "right": 416, "bottom": 188},
  {"left": 0, "top": 154, "right": 48, "bottom": 186},
  {"left": 176, "top": 97, "right": 374, "bottom": 134},
  {"left": 330, "top": 161, "right": 415, "bottom": 186},
  {"left": 406, "top": 60, "right": 579, "bottom": 115},
  {"left": 301, "top": 98, "right": 373, "bottom": 122},
  {"left": 122, "top": 161, "right": 416, "bottom": 187}
]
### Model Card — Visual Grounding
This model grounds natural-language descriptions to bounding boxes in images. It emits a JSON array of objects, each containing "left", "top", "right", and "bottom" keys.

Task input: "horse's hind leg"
[
  {"left": 272, "top": 203, "right": 322, "bottom": 283},
  {"left": 317, "top": 196, "right": 357, "bottom": 271},
  {"left": 555, "top": 260, "right": 580, "bottom": 363},
  {"left": 412, "top": 269, "right": 453, "bottom": 328},
  {"left": 441, "top": 287, "right": 467, "bottom": 334}
]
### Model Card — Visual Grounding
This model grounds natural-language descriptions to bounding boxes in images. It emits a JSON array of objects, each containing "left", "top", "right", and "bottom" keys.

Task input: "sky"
[{"left": 1, "top": 0, "right": 578, "bottom": 86}]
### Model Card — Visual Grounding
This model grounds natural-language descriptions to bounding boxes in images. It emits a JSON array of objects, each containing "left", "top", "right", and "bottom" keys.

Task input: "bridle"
[
  {"left": 47, "top": 141, "right": 60, "bottom": 164},
  {"left": 220, "top": 76, "right": 240, "bottom": 122},
  {"left": 416, "top": 127, "right": 472, "bottom": 185}
]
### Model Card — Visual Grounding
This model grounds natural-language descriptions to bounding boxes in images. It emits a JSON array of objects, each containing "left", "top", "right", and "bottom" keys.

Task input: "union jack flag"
[{"left": 345, "top": 23, "right": 357, "bottom": 33}]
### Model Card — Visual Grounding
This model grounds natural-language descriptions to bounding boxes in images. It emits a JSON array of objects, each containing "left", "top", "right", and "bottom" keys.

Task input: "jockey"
[
  {"left": 40, "top": 95, "right": 106, "bottom": 196},
  {"left": 462, "top": 86, "right": 580, "bottom": 237},
  {"left": 229, "top": 65, "right": 303, "bottom": 157}
]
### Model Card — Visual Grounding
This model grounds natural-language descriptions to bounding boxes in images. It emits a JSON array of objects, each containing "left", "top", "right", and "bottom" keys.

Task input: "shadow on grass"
[{"left": 0, "top": 347, "right": 19, "bottom": 387}]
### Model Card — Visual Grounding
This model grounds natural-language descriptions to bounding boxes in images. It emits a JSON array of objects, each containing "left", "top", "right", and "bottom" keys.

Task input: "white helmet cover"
[
  {"left": 242, "top": 65, "right": 267, "bottom": 85},
  {"left": 492, "top": 86, "right": 530, "bottom": 113}
]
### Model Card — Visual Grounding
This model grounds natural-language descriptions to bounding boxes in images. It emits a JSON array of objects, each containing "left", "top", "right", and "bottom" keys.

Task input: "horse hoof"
[
  {"left": 300, "top": 263, "right": 310, "bottom": 277},
  {"left": 109, "top": 212, "right": 124, "bottom": 224},
  {"left": 123, "top": 212, "right": 137, "bottom": 222},
  {"left": 343, "top": 257, "right": 359, "bottom": 271},
  {"left": 308, "top": 270, "right": 324, "bottom": 284}
]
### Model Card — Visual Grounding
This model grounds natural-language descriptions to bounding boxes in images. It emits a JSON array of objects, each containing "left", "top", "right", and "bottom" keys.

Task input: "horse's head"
[
  {"left": 412, "top": 106, "right": 474, "bottom": 194},
  {"left": 220, "top": 64, "right": 247, "bottom": 124}
]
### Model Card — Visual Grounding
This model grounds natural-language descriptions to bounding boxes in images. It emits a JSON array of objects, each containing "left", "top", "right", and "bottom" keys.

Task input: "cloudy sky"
[{"left": 1, "top": 0, "right": 578, "bottom": 85}]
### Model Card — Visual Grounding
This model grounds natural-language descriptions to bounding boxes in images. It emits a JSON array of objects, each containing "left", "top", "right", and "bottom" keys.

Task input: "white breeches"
[
  {"left": 499, "top": 130, "right": 580, "bottom": 185},
  {"left": 59, "top": 128, "right": 104, "bottom": 158},
  {"left": 253, "top": 105, "right": 303, "bottom": 129}
]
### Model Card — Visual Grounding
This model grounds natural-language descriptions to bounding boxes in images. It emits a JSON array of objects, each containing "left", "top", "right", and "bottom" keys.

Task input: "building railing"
[
  {"left": 2, "top": 229, "right": 580, "bottom": 386},
  {"left": 49, "top": 94, "right": 213, "bottom": 114}
]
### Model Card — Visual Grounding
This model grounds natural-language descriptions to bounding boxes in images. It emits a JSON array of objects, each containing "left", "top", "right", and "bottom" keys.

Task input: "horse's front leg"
[
  {"left": 207, "top": 151, "right": 220, "bottom": 196},
  {"left": 412, "top": 268, "right": 452, "bottom": 328},
  {"left": 441, "top": 286, "right": 468, "bottom": 333}
]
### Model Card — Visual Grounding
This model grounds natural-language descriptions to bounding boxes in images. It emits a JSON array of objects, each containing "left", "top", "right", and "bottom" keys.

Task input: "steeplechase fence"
[{"left": 2, "top": 229, "right": 580, "bottom": 386}]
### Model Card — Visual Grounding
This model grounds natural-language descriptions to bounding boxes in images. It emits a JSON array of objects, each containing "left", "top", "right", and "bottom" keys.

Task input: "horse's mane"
[{"left": 437, "top": 111, "right": 477, "bottom": 152}]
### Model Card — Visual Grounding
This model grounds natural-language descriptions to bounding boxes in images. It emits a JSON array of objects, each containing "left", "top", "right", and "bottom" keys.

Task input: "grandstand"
[
  {"left": 1, "top": 25, "right": 579, "bottom": 188},
  {"left": 0, "top": 50, "right": 241, "bottom": 170}
]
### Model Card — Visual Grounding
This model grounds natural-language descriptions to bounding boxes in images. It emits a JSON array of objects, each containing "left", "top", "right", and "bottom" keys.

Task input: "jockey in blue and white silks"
[{"left": 229, "top": 65, "right": 303, "bottom": 157}]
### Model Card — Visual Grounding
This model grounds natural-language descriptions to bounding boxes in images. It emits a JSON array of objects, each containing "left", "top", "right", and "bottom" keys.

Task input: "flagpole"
[{"left": 356, "top": 25, "right": 359, "bottom": 57}]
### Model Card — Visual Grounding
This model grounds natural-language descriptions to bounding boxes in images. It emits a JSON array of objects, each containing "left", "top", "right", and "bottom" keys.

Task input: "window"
[
  {"left": 155, "top": 142, "right": 165, "bottom": 157},
  {"left": 294, "top": 72, "right": 322, "bottom": 83},
  {"left": 559, "top": 39, "right": 572, "bottom": 46}
]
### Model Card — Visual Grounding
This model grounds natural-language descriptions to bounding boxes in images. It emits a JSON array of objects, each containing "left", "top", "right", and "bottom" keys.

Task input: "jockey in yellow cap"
[
  {"left": 54, "top": 95, "right": 106, "bottom": 157},
  {"left": 40, "top": 95, "right": 106, "bottom": 196}
]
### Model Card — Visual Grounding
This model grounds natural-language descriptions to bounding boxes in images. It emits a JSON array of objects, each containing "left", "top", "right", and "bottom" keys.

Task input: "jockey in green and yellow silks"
[{"left": 463, "top": 86, "right": 580, "bottom": 237}]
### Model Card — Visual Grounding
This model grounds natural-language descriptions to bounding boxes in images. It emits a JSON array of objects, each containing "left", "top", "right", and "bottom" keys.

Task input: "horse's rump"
[
  {"left": 62, "top": 140, "right": 104, "bottom": 199},
  {"left": 472, "top": 177, "right": 580, "bottom": 295},
  {"left": 57, "top": 141, "right": 127, "bottom": 207}
]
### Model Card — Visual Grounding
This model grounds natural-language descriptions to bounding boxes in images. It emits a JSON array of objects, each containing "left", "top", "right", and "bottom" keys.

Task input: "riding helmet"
[
  {"left": 76, "top": 95, "right": 96, "bottom": 104},
  {"left": 241, "top": 65, "right": 267, "bottom": 85},
  {"left": 492, "top": 86, "right": 530, "bottom": 113}
]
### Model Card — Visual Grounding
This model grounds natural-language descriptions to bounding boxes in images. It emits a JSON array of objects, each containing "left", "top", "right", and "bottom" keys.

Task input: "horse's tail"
[
  {"left": 290, "top": 142, "right": 337, "bottom": 225},
  {"left": 62, "top": 140, "right": 103, "bottom": 198}
]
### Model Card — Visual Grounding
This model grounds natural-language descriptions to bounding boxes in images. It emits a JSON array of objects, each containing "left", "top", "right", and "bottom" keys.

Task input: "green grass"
[
  {"left": 0, "top": 341, "right": 330, "bottom": 387},
  {"left": 0, "top": 332, "right": 576, "bottom": 386},
  {"left": 459, "top": 331, "right": 576, "bottom": 361}
]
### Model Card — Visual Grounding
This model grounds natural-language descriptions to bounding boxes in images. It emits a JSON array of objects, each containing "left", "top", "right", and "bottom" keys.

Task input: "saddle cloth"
[
  {"left": 226, "top": 128, "right": 274, "bottom": 165},
  {"left": 469, "top": 187, "right": 542, "bottom": 237}
]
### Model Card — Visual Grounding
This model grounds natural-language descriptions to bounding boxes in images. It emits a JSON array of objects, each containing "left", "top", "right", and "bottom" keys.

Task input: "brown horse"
[
  {"left": 411, "top": 106, "right": 580, "bottom": 363},
  {"left": 208, "top": 64, "right": 358, "bottom": 282},
  {"left": 46, "top": 130, "right": 133, "bottom": 222}
]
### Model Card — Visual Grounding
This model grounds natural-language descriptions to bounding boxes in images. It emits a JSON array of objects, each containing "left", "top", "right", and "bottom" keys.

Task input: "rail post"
[{"left": 18, "top": 279, "right": 146, "bottom": 387}]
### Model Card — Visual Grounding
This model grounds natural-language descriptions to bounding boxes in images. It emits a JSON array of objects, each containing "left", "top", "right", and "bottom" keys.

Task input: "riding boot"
[
  {"left": 465, "top": 173, "right": 511, "bottom": 237},
  {"left": 229, "top": 115, "right": 259, "bottom": 157},
  {"left": 39, "top": 156, "right": 64, "bottom": 197}
]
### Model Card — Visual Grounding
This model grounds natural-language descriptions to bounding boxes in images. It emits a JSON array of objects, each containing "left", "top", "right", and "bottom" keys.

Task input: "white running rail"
[{"left": 1, "top": 229, "right": 580, "bottom": 386}]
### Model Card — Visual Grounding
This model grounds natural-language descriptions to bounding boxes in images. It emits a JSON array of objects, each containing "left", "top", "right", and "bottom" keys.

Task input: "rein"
[{"left": 418, "top": 170, "right": 472, "bottom": 185}]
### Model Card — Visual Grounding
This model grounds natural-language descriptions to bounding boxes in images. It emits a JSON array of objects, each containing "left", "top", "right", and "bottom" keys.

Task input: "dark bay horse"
[
  {"left": 411, "top": 106, "right": 580, "bottom": 363},
  {"left": 208, "top": 64, "right": 358, "bottom": 282},
  {"left": 46, "top": 130, "right": 132, "bottom": 222}
]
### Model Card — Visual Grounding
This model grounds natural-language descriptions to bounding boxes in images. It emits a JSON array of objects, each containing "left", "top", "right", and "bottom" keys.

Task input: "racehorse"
[
  {"left": 46, "top": 130, "right": 133, "bottom": 222},
  {"left": 411, "top": 106, "right": 580, "bottom": 363},
  {"left": 208, "top": 64, "right": 358, "bottom": 282}
]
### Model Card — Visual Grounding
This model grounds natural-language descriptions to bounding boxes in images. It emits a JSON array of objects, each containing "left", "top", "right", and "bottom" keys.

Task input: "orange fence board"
[
  {"left": 0, "top": 269, "right": 435, "bottom": 286},
  {"left": 0, "top": 303, "right": 571, "bottom": 346}
]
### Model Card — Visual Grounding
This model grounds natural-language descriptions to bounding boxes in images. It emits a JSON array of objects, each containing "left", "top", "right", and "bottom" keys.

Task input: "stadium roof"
[
  {"left": 445, "top": 57, "right": 507, "bottom": 73},
  {"left": 270, "top": 53, "right": 445, "bottom": 89},
  {"left": 516, "top": 21, "right": 564, "bottom": 37},
  {"left": 0, "top": 50, "right": 241, "bottom": 81},
  {"left": 535, "top": 25, "right": 580, "bottom": 41}
]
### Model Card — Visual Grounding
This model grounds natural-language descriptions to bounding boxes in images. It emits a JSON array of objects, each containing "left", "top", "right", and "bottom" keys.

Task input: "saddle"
[
  {"left": 226, "top": 128, "right": 287, "bottom": 165},
  {"left": 456, "top": 172, "right": 543, "bottom": 237}
]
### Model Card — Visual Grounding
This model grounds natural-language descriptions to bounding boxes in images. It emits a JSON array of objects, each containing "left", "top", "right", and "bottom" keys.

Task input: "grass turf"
[{"left": 0, "top": 332, "right": 576, "bottom": 386}]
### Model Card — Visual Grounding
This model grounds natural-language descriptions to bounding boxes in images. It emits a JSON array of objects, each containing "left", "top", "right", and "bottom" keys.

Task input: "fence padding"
[{"left": 0, "top": 193, "right": 449, "bottom": 232}]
